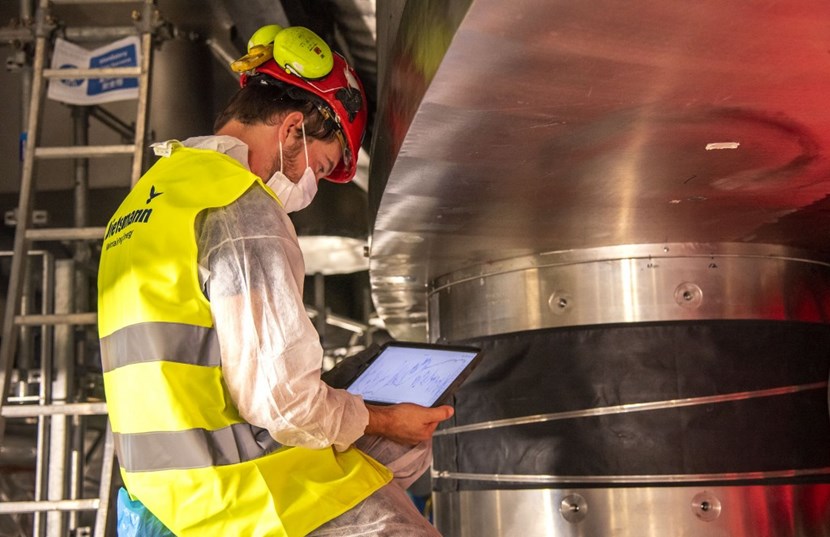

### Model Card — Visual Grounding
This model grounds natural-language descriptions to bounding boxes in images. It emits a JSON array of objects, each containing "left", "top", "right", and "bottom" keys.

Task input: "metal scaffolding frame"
[
  {"left": 0, "top": 1, "right": 157, "bottom": 535},
  {"left": 0, "top": 2, "right": 381, "bottom": 534}
]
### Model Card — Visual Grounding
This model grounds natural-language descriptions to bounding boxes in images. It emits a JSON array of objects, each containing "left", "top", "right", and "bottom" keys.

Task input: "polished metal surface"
[
  {"left": 428, "top": 242, "right": 830, "bottom": 340},
  {"left": 370, "top": 0, "right": 830, "bottom": 341},
  {"left": 432, "top": 467, "right": 830, "bottom": 486},
  {"left": 433, "top": 485, "right": 830, "bottom": 537},
  {"left": 372, "top": 5, "right": 830, "bottom": 534}
]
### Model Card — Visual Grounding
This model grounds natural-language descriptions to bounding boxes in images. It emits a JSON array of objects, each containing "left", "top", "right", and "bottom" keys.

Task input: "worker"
[{"left": 98, "top": 25, "right": 453, "bottom": 536}]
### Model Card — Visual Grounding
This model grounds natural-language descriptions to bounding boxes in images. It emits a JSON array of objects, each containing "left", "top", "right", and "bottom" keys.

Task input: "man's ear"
[{"left": 278, "top": 111, "right": 305, "bottom": 145}]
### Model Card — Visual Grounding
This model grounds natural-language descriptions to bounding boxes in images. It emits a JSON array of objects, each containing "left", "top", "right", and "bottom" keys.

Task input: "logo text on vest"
[{"left": 105, "top": 208, "right": 152, "bottom": 239}]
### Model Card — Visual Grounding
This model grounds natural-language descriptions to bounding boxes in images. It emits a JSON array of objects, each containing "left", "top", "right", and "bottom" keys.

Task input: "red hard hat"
[{"left": 240, "top": 54, "right": 367, "bottom": 183}]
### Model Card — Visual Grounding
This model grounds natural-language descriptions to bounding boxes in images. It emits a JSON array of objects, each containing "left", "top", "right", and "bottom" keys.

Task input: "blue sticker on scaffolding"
[
  {"left": 87, "top": 43, "right": 138, "bottom": 96},
  {"left": 19, "top": 132, "right": 26, "bottom": 162}
]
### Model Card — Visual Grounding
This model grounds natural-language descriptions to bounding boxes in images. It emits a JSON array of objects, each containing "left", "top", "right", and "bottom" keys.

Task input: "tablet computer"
[{"left": 345, "top": 342, "right": 483, "bottom": 407}]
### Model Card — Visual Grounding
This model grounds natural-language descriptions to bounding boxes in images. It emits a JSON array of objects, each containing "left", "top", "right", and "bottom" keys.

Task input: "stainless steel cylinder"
[
  {"left": 149, "top": 37, "right": 214, "bottom": 142},
  {"left": 434, "top": 485, "right": 830, "bottom": 537},
  {"left": 429, "top": 243, "right": 830, "bottom": 340},
  {"left": 429, "top": 243, "right": 830, "bottom": 537}
]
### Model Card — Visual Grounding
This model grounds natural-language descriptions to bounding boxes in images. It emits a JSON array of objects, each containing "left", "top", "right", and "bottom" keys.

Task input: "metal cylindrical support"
[
  {"left": 434, "top": 485, "right": 830, "bottom": 536},
  {"left": 33, "top": 250, "right": 53, "bottom": 537},
  {"left": 146, "top": 37, "right": 212, "bottom": 173},
  {"left": 71, "top": 106, "right": 89, "bottom": 230},
  {"left": 72, "top": 104, "right": 91, "bottom": 325},
  {"left": 46, "top": 260, "right": 75, "bottom": 536},
  {"left": 130, "top": 9, "right": 153, "bottom": 186},
  {"left": 429, "top": 243, "right": 830, "bottom": 341},
  {"left": 429, "top": 243, "right": 830, "bottom": 537}
]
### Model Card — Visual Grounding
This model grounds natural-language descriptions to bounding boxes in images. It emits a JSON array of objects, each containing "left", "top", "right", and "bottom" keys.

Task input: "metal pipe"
[
  {"left": 0, "top": 26, "right": 139, "bottom": 44},
  {"left": 0, "top": 27, "right": 31, "bottom": 42},
  {"left": 68, "top": 414, "right": 84, "bottom": 531},
  {"left": 71, "top": 107, "right": 90, "bottom": 378},
  {"left": 47, "top": 260, "right": 74, "bottom": 536},
  {"left": 26, "top": 227, "right": 106, "bottom": 241},
  {"left": 18, "top": 247, "right": 34, "bottom": 373},
  {"left": 1, "top": 402, "right": 108, "bottom": 418},
  {"left": 92, "top": 425, "right": 115, "bottom": 537},
  {"left": 71, "top": 107, "right": 89, "bottom": 230},
  {"left": 130, "top": 2, "right": 154, "bottom": 186},
  {"left": 15, "top": 18, "right": 35, "bottom": 385},
  {"left": 69, "top": 100, "right": 93, "bottom": 536},
  {"left": 0, "top": 250, "right": 46, "bottom": 257},
  {"left": 42, "top": 66, "right": 141, "bottom": 78},
  {"left": 65, "top": 26, "right": 136, "bottom": 41},
  {"left": 33, "top": 413, "right": 49, "bottom": 537},
  {"left": 19, "top": 0, "right": 33, "bottom": 21},
  {"left": 15, "top": 313, "right": 97, "bottom": 327},
  {"left": 305, "top": 307, "right": 368, "bottom": 334},
  {"left": 88, "top": 105, "right": 135, "bottom": 140},
  {"left": 34, "top": 145, "right": 135, "bottom": 158},
  {"left": 34, "top": 250, "right": 54, "bottom": 537},
  {"left": 0, "top": 499, "right": 100, "bottom": 514},
  {"left": 205, "top": 37, "right": 240, "bottom": 80}
]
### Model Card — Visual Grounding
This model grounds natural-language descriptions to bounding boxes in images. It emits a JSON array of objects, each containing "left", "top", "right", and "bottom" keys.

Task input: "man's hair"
[{"left": 213, "top": 83, "right": 339, "bottom": 142}]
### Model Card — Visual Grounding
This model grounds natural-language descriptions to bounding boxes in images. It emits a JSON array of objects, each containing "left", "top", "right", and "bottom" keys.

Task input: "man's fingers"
[{"left": 365, "top": 402, "right": 456, "bottom": 445}]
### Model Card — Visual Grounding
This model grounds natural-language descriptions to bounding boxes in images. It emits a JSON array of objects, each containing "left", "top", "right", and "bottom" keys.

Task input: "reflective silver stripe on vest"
[
  {"left": 100, "top": 322, "right": 221, "bottom": 372},
  {"left": 114, "top": 423, "right": 282, "bottom": 472}
]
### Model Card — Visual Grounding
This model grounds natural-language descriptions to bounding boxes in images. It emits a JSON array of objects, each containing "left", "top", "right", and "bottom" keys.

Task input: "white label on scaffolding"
[{"left": 47, "top": 36, "right": 140, "bottom": 105}]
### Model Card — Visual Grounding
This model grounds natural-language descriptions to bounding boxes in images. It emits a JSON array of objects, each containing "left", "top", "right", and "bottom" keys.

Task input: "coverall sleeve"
[{"left": 196, "top": 187, "right": 369, "bottom": 451}]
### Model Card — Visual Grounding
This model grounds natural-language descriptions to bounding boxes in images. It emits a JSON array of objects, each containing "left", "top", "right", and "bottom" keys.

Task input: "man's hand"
[{"left": 364, "top": 403, "right": 454, "bottom": 446}]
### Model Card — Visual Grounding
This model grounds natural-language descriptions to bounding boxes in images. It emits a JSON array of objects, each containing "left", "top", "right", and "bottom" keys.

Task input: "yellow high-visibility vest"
[{"left": 98, "top": 145, "right": 391, "bottom": 537}]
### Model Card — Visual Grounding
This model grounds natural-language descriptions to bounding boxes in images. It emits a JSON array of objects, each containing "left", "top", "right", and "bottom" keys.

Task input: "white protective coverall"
[{"left": 185, "top": 135, "right": 440, "bottom": 536}]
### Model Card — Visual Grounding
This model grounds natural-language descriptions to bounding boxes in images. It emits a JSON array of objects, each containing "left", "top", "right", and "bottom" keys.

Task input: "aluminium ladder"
[{"left": 0, "top": 0, "right": 156, "bottom": 535}]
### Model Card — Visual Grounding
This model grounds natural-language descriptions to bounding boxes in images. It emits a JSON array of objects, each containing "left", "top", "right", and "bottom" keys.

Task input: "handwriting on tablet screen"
[{"left": 347, "top": 347, "right": 477, "bottom": 406}]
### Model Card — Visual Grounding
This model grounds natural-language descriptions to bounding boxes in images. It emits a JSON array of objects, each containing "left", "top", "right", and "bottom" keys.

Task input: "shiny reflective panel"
[
  {"left": 434, "top": 486, "right": 830, "bottom": 537},
  {"left": 297, "top": 236, "right": 368, "bottom": 275},
  {"left": 370, "top": 0, "right": 830, "bottom": 341},
  {"left": 429, "top": 242, "right": 830, "bottom": 341},
  {"left": 371, "top": 3, "right": 830, "bottom": 535}
]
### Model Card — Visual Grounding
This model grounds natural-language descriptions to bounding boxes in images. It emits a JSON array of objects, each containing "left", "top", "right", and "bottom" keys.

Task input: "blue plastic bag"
[{"left": 116, "top": 487, "right": 176, "bottom": 537}]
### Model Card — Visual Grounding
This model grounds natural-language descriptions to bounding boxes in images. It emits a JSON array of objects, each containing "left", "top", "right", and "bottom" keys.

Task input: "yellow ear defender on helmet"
[{"left": 231, "top": 24, "right": 334, "bottom": 79}]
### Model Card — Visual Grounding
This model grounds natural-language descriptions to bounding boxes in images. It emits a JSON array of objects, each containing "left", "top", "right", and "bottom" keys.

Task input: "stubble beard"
[{"left": 270, "top": 140, "right": 303, "bottom": 183}]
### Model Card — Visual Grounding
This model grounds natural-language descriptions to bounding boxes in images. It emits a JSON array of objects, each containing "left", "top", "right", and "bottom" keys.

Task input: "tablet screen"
[{"left": 345, "top": 344, "right": 480, "bottom": 406}]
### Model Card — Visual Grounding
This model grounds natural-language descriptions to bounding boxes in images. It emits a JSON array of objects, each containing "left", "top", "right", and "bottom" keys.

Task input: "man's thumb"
[{"left": 434, "top": 405, "right": 454, "bottom": 421}]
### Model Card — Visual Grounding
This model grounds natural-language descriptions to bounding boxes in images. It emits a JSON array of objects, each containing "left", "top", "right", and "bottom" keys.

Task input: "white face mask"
[{"left": 265, "top": 123, "right": 319, "bottom": 213}]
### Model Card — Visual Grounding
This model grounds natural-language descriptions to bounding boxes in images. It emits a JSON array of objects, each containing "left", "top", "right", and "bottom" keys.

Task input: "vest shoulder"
[
  {"left": 137, "top": 148, "right": 256, "bottom": 199},
  {"left": 167, "top": 147, "right": 250, "bottom": 171}
]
